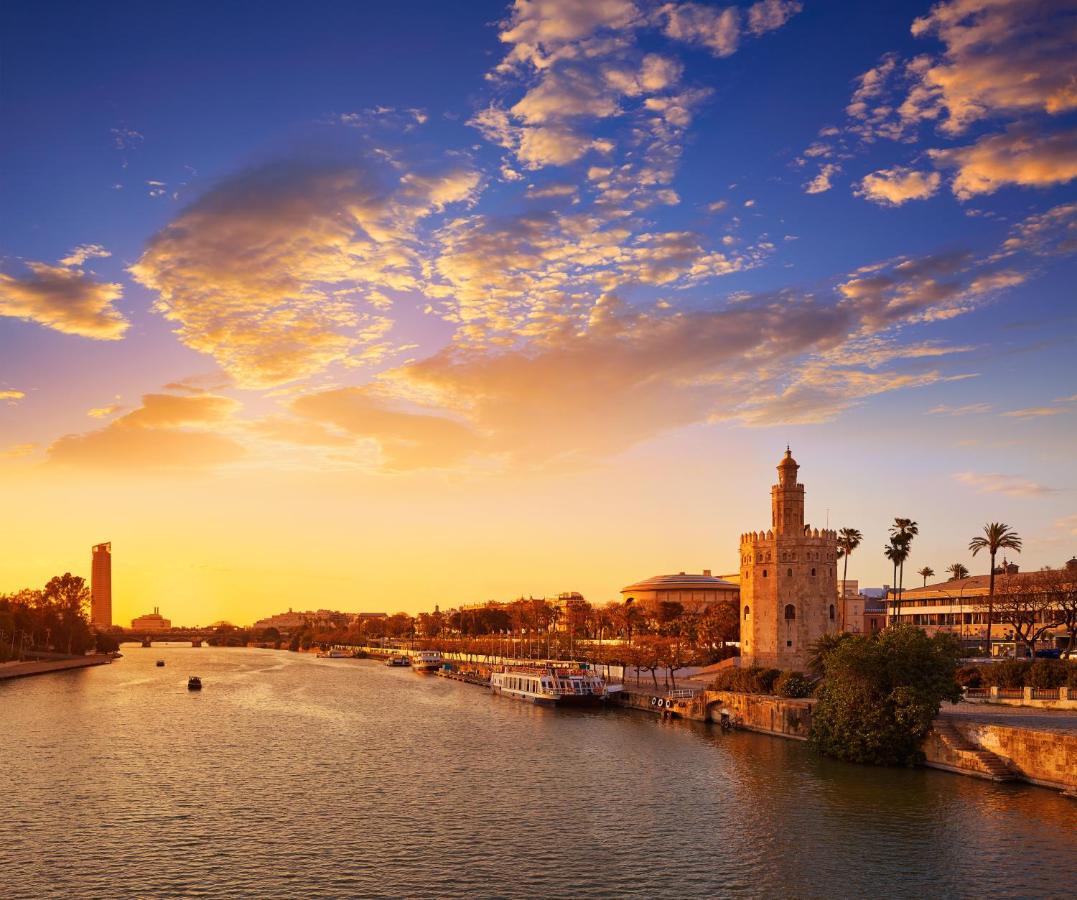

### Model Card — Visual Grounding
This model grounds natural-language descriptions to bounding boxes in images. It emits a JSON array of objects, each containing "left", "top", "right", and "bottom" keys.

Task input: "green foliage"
[
  {"left": 1027, "top": 660, "right": 1067, "bottom": 689},
  {"left": 954, "top": 664, "right": 983, "bottom": 688},
  {"left": 711, "top": 665, "right": 783, "bottom": 694},
  {"left": 807, "top": 632, "right": 852, "bottom": 677},
  {"left": 774, "top": 670, "right": 814, "bottom": 698},
  {"left": 979, "top": 659, "right": 1031, "bottom": 688},
  {"left": 94, "top": 631, "right": 120, "bottom": 653},
  {"left": 809, "top": 626, "right": 963, "bottom": 766}
]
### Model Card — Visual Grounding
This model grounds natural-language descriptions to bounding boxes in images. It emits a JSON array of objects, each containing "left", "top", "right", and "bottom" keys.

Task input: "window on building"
[
  {"left": 744, "top": 605, "right": 750, "bottom": 619},
  {"left": 784, "top": 604, "right": 796, "bottom": 620},
  {"left": 829, "top": 604, "right": 835, "bottom": 620},
  {"left": 787, "top": 568, "right": 792, "bottom": 577},
  {"left": 763, "top": 570, "right": 768, "bottom": 578},
  {"left": 811, "top": 568, "right": 816, "bottom": 576}
]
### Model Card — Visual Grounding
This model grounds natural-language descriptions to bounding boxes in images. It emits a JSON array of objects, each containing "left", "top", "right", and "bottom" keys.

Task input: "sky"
[{"left": 1, "top": 0, "right": 1075, "bottom": 627}]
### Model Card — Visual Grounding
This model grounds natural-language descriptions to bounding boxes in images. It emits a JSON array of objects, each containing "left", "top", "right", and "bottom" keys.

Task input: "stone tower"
[{"left": 738, "top": 449, "right": 838, "bottom": 670}]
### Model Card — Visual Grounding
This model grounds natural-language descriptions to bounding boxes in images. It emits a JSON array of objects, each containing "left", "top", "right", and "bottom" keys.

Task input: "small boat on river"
[
  {"left": 490, "top": 666, "right": 605, "bottom": 707},
  {"left": 156, "top": 660, "right": 165, "bottom": 667},
  {"left": 410, "top": 649, "right": 442, "bottom": 673},
  {"left": 187, "top": 676, "right": 202, "bottom": 691}
]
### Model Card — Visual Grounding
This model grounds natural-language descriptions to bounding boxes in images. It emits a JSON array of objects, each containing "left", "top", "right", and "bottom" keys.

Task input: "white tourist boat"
[
  {"left": 316, "top": 649, "right": 351, "bottom": 659},
  {"left": 410, "top": 649, "right": 442, "bottom": 673},
  {"left": 490, "top": 666, "right": 606, "bottom": 706},
  {"left": 385, "top": 654, "right": 410, "bottom": 667}
]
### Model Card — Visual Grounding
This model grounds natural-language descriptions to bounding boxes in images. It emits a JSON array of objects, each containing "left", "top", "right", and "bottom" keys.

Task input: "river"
[{"left": 1, "top": 646, "right": 1074, "bottom": 898}]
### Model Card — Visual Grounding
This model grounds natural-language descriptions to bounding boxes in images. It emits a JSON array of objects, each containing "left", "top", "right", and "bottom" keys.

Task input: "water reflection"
[{"left": 1, "top": 647, "right": 1074, "bottom": 899}]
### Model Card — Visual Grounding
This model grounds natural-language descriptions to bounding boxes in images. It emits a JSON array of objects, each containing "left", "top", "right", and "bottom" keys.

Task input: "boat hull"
[{"left": 492, "top": 687, "right": 604, "bottom": 707}]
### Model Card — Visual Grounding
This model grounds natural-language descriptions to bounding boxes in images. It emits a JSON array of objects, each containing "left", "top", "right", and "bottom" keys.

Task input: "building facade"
[
  {"left": 131, "top": 607, "right": 171, "bottom": 631},
  {"left": 889, "top": 560, "right": 1076, "bottom": 654},
  {"left": 739, "top": 449, "right": 839, "bottom": 669},
  {"left": 620, "top": 571, "right": 739, "bottom": 615},
  {"left": 91, "top": 542, "right": 112, "bottom": 628}
]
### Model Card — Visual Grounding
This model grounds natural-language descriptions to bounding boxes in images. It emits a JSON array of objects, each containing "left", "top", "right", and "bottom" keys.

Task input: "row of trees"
[{"left": 0, "top": 574, "right": 112, "bottom": 659}]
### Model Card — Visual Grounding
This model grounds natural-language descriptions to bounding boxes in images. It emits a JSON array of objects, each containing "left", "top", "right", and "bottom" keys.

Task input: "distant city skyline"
[{"left": 2, "top": 0, "right": 1074, "bottom": 625}]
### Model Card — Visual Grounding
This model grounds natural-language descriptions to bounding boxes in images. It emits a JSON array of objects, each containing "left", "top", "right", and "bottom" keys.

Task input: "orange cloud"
[
  {"left": 0, "top": 253, "right": 127, "bottom": 340},
  {"left": 130, "top": 160, "right": 480, "bottom": 388},
  {"left": 857, "top": 167, "right": 941, "bottom": 205},
  {"left": 930, "top": 127, "right": 1077, "bottom": 199},
  {"left": 48, "top": 392, "right": 244, "bottom": 470}
]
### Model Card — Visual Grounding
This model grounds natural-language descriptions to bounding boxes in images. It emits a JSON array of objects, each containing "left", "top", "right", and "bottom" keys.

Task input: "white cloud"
[
  {"left": 857, "top": 167, "right": 941, "bottom": 205},
  {"left": 953, "top": 471, "right": 1055, "bottom": 497}
]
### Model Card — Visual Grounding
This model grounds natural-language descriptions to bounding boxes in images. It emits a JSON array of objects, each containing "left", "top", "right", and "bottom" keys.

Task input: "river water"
[{"left": 1, "top": 646, "right": 1074, "bottom": 899}]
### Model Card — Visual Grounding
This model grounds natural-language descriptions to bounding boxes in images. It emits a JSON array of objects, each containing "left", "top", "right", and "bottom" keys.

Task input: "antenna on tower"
[{"left": 826, "top": 508, "right": 830, "bottom": 528}]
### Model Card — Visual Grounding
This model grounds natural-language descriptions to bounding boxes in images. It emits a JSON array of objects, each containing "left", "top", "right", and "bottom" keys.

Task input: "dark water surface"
[{"left": 2, "top": 646, "right": 1074, "bottom": 899}]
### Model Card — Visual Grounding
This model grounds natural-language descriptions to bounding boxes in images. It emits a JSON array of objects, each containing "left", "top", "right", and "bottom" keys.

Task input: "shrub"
[
  {"left": 1027, "top": 659, "right": 1067, "bottom": 689},
  {"left": 756, "top": 667, "right": 782, "bottom": 694},
  {"left": 775, "top": 670, "right": 813, "bottom": 698},
  {"left": 1068, "top": 663, "right": 1077, "bottom": 689},
  {"left": 980, "top": 659, "right": 1031, "bottom": 688},
  {"left": 955, "top": 664, "right": 982, "bottom": 688},
  {"left": 809, "top": 626, "right": 962, "bottom": 766}
]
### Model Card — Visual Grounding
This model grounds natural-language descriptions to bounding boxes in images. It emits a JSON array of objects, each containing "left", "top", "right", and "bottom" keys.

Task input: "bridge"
[{"left": 121, "top": 629, "right": 213, "bottom": 647}]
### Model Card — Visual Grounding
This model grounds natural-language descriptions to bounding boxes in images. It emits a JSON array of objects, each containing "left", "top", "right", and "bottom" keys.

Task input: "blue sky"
[{"left": 1, "top": 0, "right": 1075, "bottom": 620}]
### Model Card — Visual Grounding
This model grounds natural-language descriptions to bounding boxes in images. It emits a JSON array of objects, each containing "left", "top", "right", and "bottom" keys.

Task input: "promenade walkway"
[
  {"left": 0, "top": 655, "right": 112, "bottom": 681},
  {"left": 940, "top": 702, "right": 1077, "bottom": 735}
]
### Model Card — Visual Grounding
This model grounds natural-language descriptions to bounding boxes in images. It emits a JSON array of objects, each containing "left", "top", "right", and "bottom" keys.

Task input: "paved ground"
[{"left": 940, "top": 701, "right": 1077, "bottom": 735}]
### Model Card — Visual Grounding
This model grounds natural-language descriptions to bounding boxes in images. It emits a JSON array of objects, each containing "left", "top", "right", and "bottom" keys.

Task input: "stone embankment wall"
[
  {"left": 697, "top": 690, "right": 813, "bottom": 740},
  {"left": 951, "top": 721, "right": 1077, "bottom": 793},
  {"left": 0, "top": 655, "right": 112, "bottom": 681}
]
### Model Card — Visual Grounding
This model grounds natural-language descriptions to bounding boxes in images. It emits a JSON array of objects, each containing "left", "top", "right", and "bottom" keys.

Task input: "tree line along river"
[{"left": 1, "top": 645, "right": 1074, "bottom": 899}]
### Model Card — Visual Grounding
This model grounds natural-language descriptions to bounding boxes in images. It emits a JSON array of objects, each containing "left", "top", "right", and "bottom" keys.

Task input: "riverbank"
[{"left": 0, "top": 655, "right": 112, "bottom": 681}]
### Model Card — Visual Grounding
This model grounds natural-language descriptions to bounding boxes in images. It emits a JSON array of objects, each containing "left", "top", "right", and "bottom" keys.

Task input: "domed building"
[{"left": 620, "top": 571, "right": 739, "bottom": 615}]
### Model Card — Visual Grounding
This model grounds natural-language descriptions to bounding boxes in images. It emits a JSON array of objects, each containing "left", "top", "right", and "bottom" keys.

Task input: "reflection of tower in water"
[{"left": 91, "top": 542, "right": 112, "bottom": 628}]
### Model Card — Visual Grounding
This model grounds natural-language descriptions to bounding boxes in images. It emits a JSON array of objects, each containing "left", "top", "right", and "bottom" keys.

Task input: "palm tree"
[
  {"left": 889, "top": 518, "right": 919, "bottom": 617},
  {"left": 835, "top": 527, "right": 862, "bottom": 631},
  {"left": 946, "top": 563, "right": 969, "bottom": 581},
  {"left": 917, "top": 566, "right": 935, "bottom": 587},
  {"left": 969, "top": 523, "right": 1022, "bottom": 655},
  {"left": 883, "top": 540, "right": 905, "bottom": 626}
]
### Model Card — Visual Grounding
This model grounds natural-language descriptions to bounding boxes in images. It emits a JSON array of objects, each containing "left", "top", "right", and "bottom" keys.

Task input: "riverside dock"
[{"left": 0, "top": 654, "right": 113, "bottom": 681}]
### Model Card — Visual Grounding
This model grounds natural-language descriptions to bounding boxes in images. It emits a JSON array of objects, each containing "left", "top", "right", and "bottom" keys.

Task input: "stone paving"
[{"left": 939, "top": 701, "right": 1077, "bottom": 735}]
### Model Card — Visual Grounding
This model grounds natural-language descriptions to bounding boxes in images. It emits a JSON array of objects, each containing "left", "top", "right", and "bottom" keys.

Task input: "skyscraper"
[{"left": 91, "top": 542, "right": 112, "bottom": 628}]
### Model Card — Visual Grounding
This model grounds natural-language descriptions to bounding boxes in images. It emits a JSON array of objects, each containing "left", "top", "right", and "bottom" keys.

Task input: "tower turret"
[{"left": 771, "top": 447, "right": 805, "bottom": 535}]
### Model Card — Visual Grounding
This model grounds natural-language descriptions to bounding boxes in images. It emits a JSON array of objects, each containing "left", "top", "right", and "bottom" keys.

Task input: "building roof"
[{"left": 621, "top": 572, "right": 738, "bottom": 593}]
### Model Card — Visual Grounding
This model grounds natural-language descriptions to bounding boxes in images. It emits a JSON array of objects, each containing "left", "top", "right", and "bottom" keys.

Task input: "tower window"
[
  {"left": 829, "top": 604, "right": 835, "bottom": 621},
  {"left": 784, "top": 604, "right": 796, "bottom": 620},
  {"left": 762, "top": 569, "right": 767, "bottom": 578},
  {"left": 743, "top": 605, "right": 750, "bottom": 619},
  {"left": 787, "top": 568, "right": 792, "bottom": 577},
  {"left": 811, "top": 568, "right": 816, "bottom": 576}
]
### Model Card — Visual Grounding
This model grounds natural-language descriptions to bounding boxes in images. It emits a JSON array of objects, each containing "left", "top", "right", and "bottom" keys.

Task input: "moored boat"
[
  {"left": 410, "top": 649, "right": 442, "bottom": 673},
  {"left": 156, "top": 660, "right": 165, "bottom": 667},
  {"left": 385, "top": 654, "right": 410, "bottom": 667},
  {"left": 490, "top": 666, "right": 605, "bottom": 706},
  {"left": 315, "top": 649, "right": 351, "bottom": 659},
  {"left": 187, "top": 676, "right": 202, "bottom": 690}
]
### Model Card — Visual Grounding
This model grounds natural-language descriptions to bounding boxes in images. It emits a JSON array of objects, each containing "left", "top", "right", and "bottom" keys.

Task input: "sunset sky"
[{"left": 2, "top": 0, "right": 1075, "bottom": 626}]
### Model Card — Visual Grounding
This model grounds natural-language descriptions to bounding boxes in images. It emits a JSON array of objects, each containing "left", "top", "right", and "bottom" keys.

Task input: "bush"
[
  {"left": 775, "top": 670, "right": 813, "bottom": 698},
  {"left": 711, "top": 665, "right": 784, "bottom": 694},
  {"left": 1068, "top": 663, "right": 1077, "bottom": 689},
  {"left": 756, "top": 667, "right": 782, "bottom": 694},
  {"left": 1027, "top": 659, "right": 1067, "bottom": 689},
  {"left": 980, "top": 659, "right": 1031, "bottom": 688},
  {"left": 955, "top": 664, "right": 982, "bottom": 688},
  {"left": 809, "top": 626, "right": 963, "bottom": 766}
]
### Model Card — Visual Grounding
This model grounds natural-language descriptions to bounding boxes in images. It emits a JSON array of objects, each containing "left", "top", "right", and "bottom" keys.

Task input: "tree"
[
  {"left": 969, "top": 522, "right": 1022, "bottom": 654},
  {"left": 43, "top": 573, "right": 92, "bottom": 655},
  {"left": 836, "top": 527, "right": 863, "bottom": 631},
  {"left": 946, "top": 563, "right": 969, "bottom": 581},
  {"left": 1040, "top": 567, "right": 1077, "bottom": 658},
  {"left": 809, "top": 626, "right": 963, "bottom": 766},
  {"left": 985, "top": 570, "right": 1062, "bottom": 656},
  {"left": 883, "top": 540, "right": 908, "bottom": 626},
  {"left": 917, "top": 566, "right": 935, "bottom": 587},
  {"left": 889, "top": 518, "right": 918, "bottom": 620}
]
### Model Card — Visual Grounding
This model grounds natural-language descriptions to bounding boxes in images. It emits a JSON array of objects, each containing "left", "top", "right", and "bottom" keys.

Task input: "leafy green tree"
[
  {"left": 43, "top": 573, "right": 92, "bottom": 655},
  {"left": 809, "top": 626, "right": 962, "bottom": 766},
  {"left": 969, "top": 522, "right": 1022, "bottom": 654}
]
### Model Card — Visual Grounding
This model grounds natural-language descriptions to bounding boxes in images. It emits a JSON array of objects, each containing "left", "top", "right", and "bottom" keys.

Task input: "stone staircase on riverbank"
[{"left": 930, "top": 718, "right": 1016, "bottom": 782}]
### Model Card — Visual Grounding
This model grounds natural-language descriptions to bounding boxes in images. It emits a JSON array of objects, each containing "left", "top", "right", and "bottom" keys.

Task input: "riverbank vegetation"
[
  {"left": 0, "top": 574, "right": 116, "bottom": 659},
  {"left": 956, "top": 658, "right": 1077, "bottom": 689},
  {"left": 809, "top": 627, "right": 963, "bottom": 766}
]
